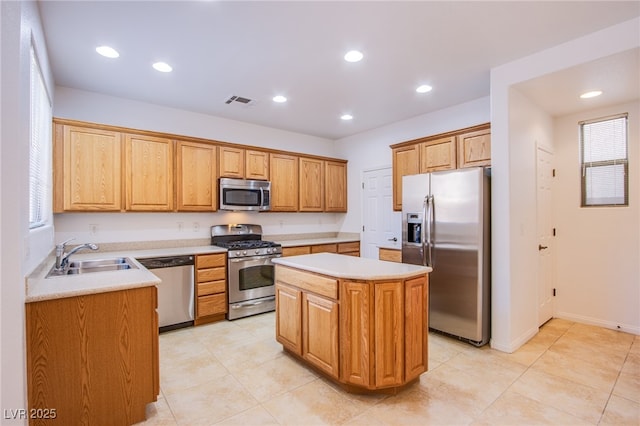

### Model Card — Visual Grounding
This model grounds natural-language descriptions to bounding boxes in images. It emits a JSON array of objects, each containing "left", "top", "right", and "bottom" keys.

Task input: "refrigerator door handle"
[{"left": 425, "top": 195, "right": 434, "bottom": 267}]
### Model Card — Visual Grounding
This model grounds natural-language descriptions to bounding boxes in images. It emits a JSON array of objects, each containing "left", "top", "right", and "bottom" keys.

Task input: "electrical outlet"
[
  {"left": 89, "top": 224, "right": 99, "bottom": 235},
  {"left": 193, "top": 222, "right": 200, "bottom": 232}
]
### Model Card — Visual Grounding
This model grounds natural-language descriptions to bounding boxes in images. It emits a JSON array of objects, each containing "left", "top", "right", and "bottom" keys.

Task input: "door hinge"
[
  {"left": 362, "top": 225, "right": 365, "bottom": 232},
  {"left": 362, "top": 182, "right": 365, "bottom": 189},
  {"left": 552, "top": 169, "right": 556, "bottom": 177},
  {"left": 553, "top": 288, "right": 556, "bottom": 297},
  {"left": 553, "top": 228, "right": 556, "bottom": 236}
]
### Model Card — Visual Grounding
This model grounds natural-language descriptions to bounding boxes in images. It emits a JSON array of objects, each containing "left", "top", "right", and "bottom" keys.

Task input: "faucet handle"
[{"left": 56, "top": 238, "right": 75, "bottom": 249}]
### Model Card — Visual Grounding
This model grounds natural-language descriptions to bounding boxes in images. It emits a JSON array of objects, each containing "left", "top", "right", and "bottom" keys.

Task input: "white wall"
[
  {"left": 554, "top": 100, "right": 639, "bottom": 334},
  {"left": 334, "top": 97, "right": 490, "bottom": 234},
  {"left": 490, "top": 17, "right": 640, "bottom": 352},
  {"left": 1, "top": 1, "right": 55, "bottom": 422},
  {"left": 53, "top": 87, "right": 347, "bottom": 242}
]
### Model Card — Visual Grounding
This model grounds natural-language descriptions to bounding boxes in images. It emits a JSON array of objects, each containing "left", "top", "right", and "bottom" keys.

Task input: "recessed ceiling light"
[
  {"left": 152, "top": 62, "right": 173, "bottom": 73},
  {"left": 344, "top": 50, "right": 363, "bottom": 63},
  {"left": 416, "top": 84, "right": 433, "bottom": 93},
  {"left": 580, "top": 90, "right": 602, "bottom": 99},
  {"left": 341, "top": 114, "right": 353, "bottom": 121},
  {"left": 272, "top": 95, "right": 287, "bottom": 103},
  {"left": 96, "top": 46, "right": 119, "bottom": 58}
]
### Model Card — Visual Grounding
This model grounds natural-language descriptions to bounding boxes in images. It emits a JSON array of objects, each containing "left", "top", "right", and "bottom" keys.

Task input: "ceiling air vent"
[{"left": 224, "top": 95, "right": 255, "bottom": 106}]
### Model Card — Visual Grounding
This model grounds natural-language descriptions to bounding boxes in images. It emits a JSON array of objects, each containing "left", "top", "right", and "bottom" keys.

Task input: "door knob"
[
  {"left": 388, "top": 237, "right": 397, "bottom": 242},
  {"left": 538, "top": 244, "right": 548, "bottom": 250}
]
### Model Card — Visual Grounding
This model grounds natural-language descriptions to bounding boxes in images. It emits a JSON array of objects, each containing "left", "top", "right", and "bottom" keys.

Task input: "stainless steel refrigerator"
[{"left": 402, "top": 167, "right": 490, "bottom": 346}]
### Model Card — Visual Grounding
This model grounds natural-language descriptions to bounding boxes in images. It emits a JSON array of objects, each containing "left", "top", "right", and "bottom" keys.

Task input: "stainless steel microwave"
[{"left": 219, "top": 178, "right": 271, "bottom": 211}]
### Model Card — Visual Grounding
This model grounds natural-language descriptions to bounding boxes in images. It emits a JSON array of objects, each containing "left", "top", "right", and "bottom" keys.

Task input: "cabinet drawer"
[
  {"left": 311, "top": 243, "right": 337, "bottom": 254},
  {"left": 197, "top": 280, "right": 226, "bottom": 296},
  {"left": 197, "top": 267, "right": 225, "bottom": 283},
  {"left": 276, "top": 266, "right": 337, "bottom": 300},
  {"left": 197, "top": 253, "right": 226, "bottom": 269},
  {"left": 379, "top": 248, "right": 401, "bottom": 263},
  {"left": 198, "top": 293, "right": 227, "bottom": 317},
  {"left": 282, "top": 246, "right": 311, "bottom": 257},
  {"left": 338, "top": 242, "right": 360, "bottom": 254}
]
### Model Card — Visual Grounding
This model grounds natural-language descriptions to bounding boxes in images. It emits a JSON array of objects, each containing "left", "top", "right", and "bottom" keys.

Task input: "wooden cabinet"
[
  {"left": 379, "top": 247, "right": 402, "bottom": 263},
  {"left": 311, "top": 243, "right": 337, "bottom": 254},
  {"left": 125, "top": 134, "right": 174, "bottom": 211},
  {"left": 276, "top": 263, "right": 429, "bottom": 392},
  {"left": 26, "top": 286, "right": 159, "bottom": 425},
  {"left": 270, "top": 153, "right": 299, "bottom": 211},
  {"left": 458, "top": 128, "right": 491, "bottom": 168},
  {"left": 55, "top": 123, "right": 123, "bottom": 212},
  {"left": 275, "top": 267, "right": 340, "bottom": 379},
  {"left": 392, "top": 144, "right": 420, "bottom": 211},
  {"left": 195, "top": 253, "right": 227, "bottom": 324},
  {"left": 218, "top": 146, "right": 245, "bottom": 178},
  {"left": 420, "top": 136, "right": 456, "bottom": 172},
  {"left": 282, "top": 246, "right": 312, "bottom": 257},
  {"left": 176, "top": 140, "right": 217, "bottom": 211},
  {"left": 325, "top": 161, "right": 347, "bottom": 212},
  {"left": 245, "top": 149, "right": 269, "bottom": 180},
  {"left": 283, "top": 241, "right": 359, "bottom": 257},
  {"left": 299, "top": 157, "right": 325, "bottom": 212},
  {"left": 338, "top": 241, "right": 360, "bottom": 256}
]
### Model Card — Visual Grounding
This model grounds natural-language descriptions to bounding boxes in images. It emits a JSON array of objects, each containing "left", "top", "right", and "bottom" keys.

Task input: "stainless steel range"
[{"left": 211, "top": 224, "right": 282, "bottom": 320}]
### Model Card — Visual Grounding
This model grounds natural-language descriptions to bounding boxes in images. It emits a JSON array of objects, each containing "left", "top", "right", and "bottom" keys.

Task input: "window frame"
[{"left": 579, "top": 113, "right": 629, "bottom": 208}]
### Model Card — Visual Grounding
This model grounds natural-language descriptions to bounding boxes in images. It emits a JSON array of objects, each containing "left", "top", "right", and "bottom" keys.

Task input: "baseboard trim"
[{"left": 555, "top": 311, "right": 640, "bottom": 336}]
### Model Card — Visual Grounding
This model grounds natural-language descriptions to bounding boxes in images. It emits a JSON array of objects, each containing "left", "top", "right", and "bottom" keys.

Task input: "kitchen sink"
[{"left": 46, "top": 257, "right": 138, "bottom": 278}]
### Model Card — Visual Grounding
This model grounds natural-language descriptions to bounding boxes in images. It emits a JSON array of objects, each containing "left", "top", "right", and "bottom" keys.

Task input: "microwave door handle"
[{"left": 260, "top": 187, "right": 264, "bottom": 204}]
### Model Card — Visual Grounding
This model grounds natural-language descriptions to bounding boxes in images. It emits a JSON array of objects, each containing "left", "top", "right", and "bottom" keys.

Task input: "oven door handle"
[
  {"left": 230, "top": 296, "right": 276, "bottom": 309},
  {"left": 229, "top": 255, "right": 281, "bottom": 263}
]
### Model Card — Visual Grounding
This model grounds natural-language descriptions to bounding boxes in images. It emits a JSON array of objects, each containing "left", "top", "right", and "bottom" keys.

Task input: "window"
[
  {"left": 29, "top": 44, "right": 52, "bottom": 228},
  {"left": 580, "top": 114, "right": 628, "bottom": 207}
]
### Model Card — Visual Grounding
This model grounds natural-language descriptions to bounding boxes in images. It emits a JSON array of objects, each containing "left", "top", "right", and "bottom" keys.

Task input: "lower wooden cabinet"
[
  {"left": 26, "top": 287, "right": 159, "bottom": 425},
  {"left": 195, "top": 253, "right": 227, "bottom": 324},
  {"left": 379, "top": 247, "right": 401, "bottom": 262},
  {"left": 282, "top": 241, "right": 360, "bottom": 257},
  {"left": 302, "top": 292, "right": 339, "bottom": 378}
]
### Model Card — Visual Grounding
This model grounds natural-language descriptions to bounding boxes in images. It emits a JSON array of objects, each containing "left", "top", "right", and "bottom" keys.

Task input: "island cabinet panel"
[
  {"left": 218, "top": 145, "right": 245, "bottom": 178},
  {"left": 374, "top": 282, "right": 404, "bottom": 387},
  {"left": 176, "top": 140, "right": 217, "bottom": 211},
  {"left": 302, "top": 293, "right": 339, "bottom": 378},
  {"left": 405, "top": 275, "right": 429, "bottom": 380},
  {"left": 275, "top": 283, "right": 302, "bottom": 355},
  {"left": 299, "top": 157, "right": 325, "bottom": 212},
  {"left": 340, "top": 280, "right": 373, "bottom": 388},
  {"left": 26, "top": 287, "right": 159, "bottom": 426},
  {"left": 125, "top": 134, "right": 174, "bottom": 211},
  {"left": 270, "top": 153, "right": 299, "bottom": 211},
  {"left": 59, "top": 124, "right": 123, "bottom": 212}
]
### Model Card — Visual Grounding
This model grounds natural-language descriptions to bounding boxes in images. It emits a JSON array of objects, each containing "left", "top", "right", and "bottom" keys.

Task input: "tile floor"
[{"left": 137, "top": 314, "right": 639, "bottom": 425}]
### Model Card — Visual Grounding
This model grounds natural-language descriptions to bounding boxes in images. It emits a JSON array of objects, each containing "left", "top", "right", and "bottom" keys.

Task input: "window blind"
[{"left": 580, "top": 114, "right": 628, "bottom": 207}]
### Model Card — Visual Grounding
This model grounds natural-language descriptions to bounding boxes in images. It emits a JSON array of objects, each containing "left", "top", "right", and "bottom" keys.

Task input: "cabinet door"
[
  {"left": 219, "top": 146, "right": 245, "bottom": 178},
  {"left": 340, "top": 280, "right": 372, "bottom": 387},
  {"left": 245, "top": 150, "right": 269, "bottom": 180},
  {"left": 270, "top": 153, "right": 299, "bottom": 211},
  {"left": 374, "top": 282, "right": 403, "bottom": 387},
  {"left": 61, "top": 125, "right": 122, "bottom": 211},
  {"left": 325, "top": 161, "right": 347, "bottom": 212},
  {"left": 392, "top": 145, "right": 420, "bottom": 211},
  {"left": 176, "top": 140, "right": 217, "bottom": 211},
  {"left": 405, "top": 275, "right": 428, "bottom": 381},
  {"left": 420, "top": 136, "right": 456, "bottom": 172},
  {"left": 302, "top": 293, "right": 339, "bottom": 378},
  {"left": 299, "top": 157, "right": 324, "bottom": 212},
  {"left": 125, "top": 134, "right": 174, "bottom": 211},
  {"left": 282, "top": 246, "right": 311, "bottom": 257},
  {"left": 275, "top": 283, "right": 302, "bottom": 355},
  {"left": 458, "top": 129, "right": 491, "bottom": 168}
]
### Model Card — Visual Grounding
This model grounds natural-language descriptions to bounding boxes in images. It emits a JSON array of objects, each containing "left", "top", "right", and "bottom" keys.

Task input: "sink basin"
[{"left": 46, "top": 257, "right": 138, "bottom": 278}]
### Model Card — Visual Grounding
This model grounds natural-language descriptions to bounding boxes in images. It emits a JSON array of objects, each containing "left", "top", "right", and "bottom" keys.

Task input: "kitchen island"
[{"left": 272, "top": 253, "right": 432, "bottom": 394}]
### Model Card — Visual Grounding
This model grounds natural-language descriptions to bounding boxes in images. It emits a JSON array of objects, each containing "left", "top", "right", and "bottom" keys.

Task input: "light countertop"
[{"left": 272, "top": 253, "right": 431, "bottom": 280}]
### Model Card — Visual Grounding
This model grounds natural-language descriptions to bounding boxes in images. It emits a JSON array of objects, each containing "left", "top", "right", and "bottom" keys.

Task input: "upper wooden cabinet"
[
  {"left": 218, "top": 146, "right": 245, "bottom": 178},
  {"left": 299, "top": 157, "right": 325, "bottom": 212},
  {"left": 55, "top": 124, "right": 123, "bottom": 212},
  {"left": 457, "top": 128, "right": 491, "bottom": 168},
  {"left": 245, "top": 149, "right": 269, "bottom": 180},
  {"left": 325, "top": 161, "right": 347, "bottom": 212},
  {"left": 270, "top": 153, "right": 299, "bottom": 212},
  {"left": 125, "top": 134, "right": 174, "bottom": 211},
  {"left": 420, "top": 136, "right": 456, "bottom": 172},
  {"left": 392, "top": 144, "right": 420, "bottom": 211},
  {"left": 176, "top": 140, "right": 217, "bottom": 211},
  {"left": 391, "top": 123, "right": 490, "bottom": 211}
]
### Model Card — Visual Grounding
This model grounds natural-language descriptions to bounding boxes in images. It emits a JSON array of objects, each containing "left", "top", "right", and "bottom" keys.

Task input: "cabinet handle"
[{"left": 538, "top": 245, "right": 548, "bottom": 251}]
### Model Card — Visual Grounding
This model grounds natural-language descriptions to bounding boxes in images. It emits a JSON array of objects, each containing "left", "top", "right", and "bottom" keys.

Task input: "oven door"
[{"left": 228, "top": 254, "right": 278, "bottom": 304}]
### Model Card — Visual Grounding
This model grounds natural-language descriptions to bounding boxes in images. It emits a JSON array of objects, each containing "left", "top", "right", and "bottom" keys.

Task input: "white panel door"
[
  {"left": 361, "top": 167, "right": 400, "bottom": 259},
  {"left": 537, "top": 147, "right": 555, "bottom": 326}
]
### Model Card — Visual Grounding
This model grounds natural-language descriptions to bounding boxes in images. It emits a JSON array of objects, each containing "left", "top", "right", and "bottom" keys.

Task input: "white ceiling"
[{"left": 38, "top": 1, "right": 640, "bottom": 140}]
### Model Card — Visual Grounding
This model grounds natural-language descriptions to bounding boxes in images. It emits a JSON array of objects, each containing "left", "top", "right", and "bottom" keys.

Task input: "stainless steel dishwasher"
[{"left": 137, "top": 255, "right": 195, "bottom": 332}]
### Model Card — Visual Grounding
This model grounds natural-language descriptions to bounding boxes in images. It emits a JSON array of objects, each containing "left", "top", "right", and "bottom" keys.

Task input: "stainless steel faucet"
[{"left": 54, "top": 238, "right": 99, "bottom": 271}]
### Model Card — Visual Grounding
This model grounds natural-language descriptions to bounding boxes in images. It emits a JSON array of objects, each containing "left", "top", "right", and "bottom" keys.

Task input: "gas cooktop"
[{"left": 210, "top": 224, "right": 282, "bottom": 258}]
